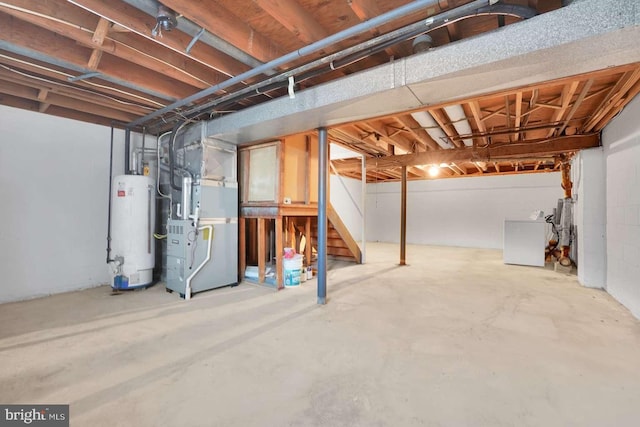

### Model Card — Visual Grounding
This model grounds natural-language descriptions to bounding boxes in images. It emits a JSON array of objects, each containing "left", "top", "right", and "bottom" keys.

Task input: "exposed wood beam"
[
  {"left": 0, "top": 51, "right": 168, "bottom": 109},
  {"left": 557, "top": 78, "right": 593, "bottom": 136},
  {"left": 444, "top": 64, "right": 639, "bottom": 110},
  {"left": 254, "top": 0, "right": 329, "bottom": 44},
  {"left": 342, "top": 124, "right": 389, "bottom": 153},
  {"left": 546, "top": 81, "right": 579, "bottom": 137},
  {"left": 583, "top": 68, "right": 640, "bottom": 132},
  {"left": 0, "top": 92, "right": 119, "bottom": 126},
  {"left": 448, "top": 163, "right": 463, "bottom": 175},
  {"left": 87, "top": 17, "right": 110, "bottom": 70},
  {"left": 0, "top": 14, "right": 196, "bottom": 99},
  {"left": 447, "top": 22, "right": 461, "bottom": 42},
  {"left": 106, "top": 32, "right": 226, "bottom": 88},
  {"left": 0, "top": 79, "right": 137, "bottom": 122},
  {"left": 0, "top": 4, "right": 219, "bottom": 89},
  {"left": 361, "top": 121, "right": 414, "bottom": 153},
  {"left": 330, "top": 127, "right": 388, "bottom": 156},
  {"left": 592, "top": 78, "right": 640, "bottom": 132},
  {"left": 522, "top": 88, "right": 538, "bottom": 140},
  {"left": 36, "top": 87, "right": 49, "bottom": 112},
  {"left": 160, "top": 0, "right": 281, "bottom": 63},
  {"left": 86, "top": 49, "right": 103, "bottom": 71},
  {"left": 66, "top": 0, "right": 250, "bottom": 77},
  {"left": 36, "top": 88, "right": 47, "bottom": 101},
  {"left": 481, "top": 105, "right": 507, "bottom": 122},
  {"left": 0, "top": 68, "right": 150, "bottom": 116},
  {"left": 429, "top": 108, "right": 463, "bottom": 148},
  {"left": 505, "top": 95, "right": 512, "bottom": 142},
  {"left": 348, "top": 0, "right": 383, "bottom": 21},
  {"left": 469, "top": 101, "right": 488, "bottom": 147},
  {"left": 408, "top": 166, "right": 428, "bottom": 178},
  {"left": 386, "top": 124, "right": 405, "bottom": 139},
  {"left": 347, "top": 0, "right": 410, "bottom": 59},
  {"left": 92, "top": 17, "right": 111, "bottom": 44},
  {"left": 583, "top": 85, "right": 614, "bottom": 102},
  {"left": 514, "top": 91, "right": 523, "bottom": 140},
  {"left": 334, "top": 134, "right": 600, "bottom": 172},
  {"left": 395, "top": 115, "right": 439, "bottom": 150}
]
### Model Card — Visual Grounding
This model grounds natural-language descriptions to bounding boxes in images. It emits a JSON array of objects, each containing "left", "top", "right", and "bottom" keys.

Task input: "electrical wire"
[
  {"left": 0, "top": 62, "right": 161, "bottom": 110},
  {"left": 545, "top": 213, "right": 559, "bottom": 251}
]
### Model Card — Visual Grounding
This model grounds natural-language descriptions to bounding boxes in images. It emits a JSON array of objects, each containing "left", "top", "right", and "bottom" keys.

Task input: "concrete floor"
[{"left": 1, "top": 243, "right": 640, "bottom": 426}]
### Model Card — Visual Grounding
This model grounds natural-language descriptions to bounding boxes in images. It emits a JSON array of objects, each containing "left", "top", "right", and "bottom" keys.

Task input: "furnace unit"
[{"left": 160, "top": 124, "right": 238, "bottom": 299}]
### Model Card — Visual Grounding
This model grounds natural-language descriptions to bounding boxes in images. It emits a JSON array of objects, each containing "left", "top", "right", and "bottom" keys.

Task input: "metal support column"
[
  {"left": 317, "top": 127, "right": 328, "bottom": 304},
  {"left": 400, "top": 165, "right": 407, "bottom": 266},
  {"left": 361, "top": 153, "right": 367, "bottom": 264},
  {"left": 124, "top": 127, "right": 131, "bottom": 174}
]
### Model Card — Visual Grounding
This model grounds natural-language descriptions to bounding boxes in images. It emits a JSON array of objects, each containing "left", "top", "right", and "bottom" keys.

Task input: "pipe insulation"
[
  {"left": 410, "top": 111, "right": 453, "bottom": 149},
  {"left": 443, "top": 105, "right": 474, "bottom": 147}
]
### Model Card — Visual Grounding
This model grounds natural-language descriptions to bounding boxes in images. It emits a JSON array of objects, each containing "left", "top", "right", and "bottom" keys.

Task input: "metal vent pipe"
[{"left": 128, "top": 0, "right": 473, "bottom": 127}]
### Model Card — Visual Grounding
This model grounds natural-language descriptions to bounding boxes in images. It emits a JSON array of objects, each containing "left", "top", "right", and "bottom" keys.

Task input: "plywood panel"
[
  {"left": 282, "top": 134, "right": 307, "bottom": 202},
  {"left": 245, "top": 144, "right": 278, "bottom": 202}
]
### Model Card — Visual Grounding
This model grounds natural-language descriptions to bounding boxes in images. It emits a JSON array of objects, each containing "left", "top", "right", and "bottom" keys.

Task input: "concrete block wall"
[
  {"left": 366, "top": 173, "right": 563, "bottom": 249},
  {"left": 602, "top": 95, "right": 640, "bottom": 318},
  {"left": 0, "top": 106, "right": 147, "bottom": 303},
  {"left": 572, "top": 148, "right": 606, "bottom": 288}
]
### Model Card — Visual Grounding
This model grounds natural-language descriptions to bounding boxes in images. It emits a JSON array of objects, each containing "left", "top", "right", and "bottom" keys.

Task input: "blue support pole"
[{"left": 317, "top": 127, "right": 328, "bottom": 304}]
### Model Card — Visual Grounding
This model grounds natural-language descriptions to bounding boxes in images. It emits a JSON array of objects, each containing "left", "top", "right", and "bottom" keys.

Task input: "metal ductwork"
[
  {"left": 412, "top": 34, "right": 433, "bottom": 54},
  {"left": 121, "top": 0, "right": 265, "bottom": 70},
  {"left": 129, "top": 0, "right": 496, "bottom": 128}
]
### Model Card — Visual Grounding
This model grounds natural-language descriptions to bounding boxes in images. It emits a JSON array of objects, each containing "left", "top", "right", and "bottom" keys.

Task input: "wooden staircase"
[{"left": 296, "top": 204, "right": 362, "bottom": 263}]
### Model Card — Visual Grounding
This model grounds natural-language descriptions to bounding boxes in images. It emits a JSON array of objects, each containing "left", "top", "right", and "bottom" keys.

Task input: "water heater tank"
[{"left": 110, "top": 174, "right": 155, "bottom": 289}]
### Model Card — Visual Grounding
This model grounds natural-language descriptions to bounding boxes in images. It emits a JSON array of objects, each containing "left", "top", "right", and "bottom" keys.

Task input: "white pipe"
[
  {"left": 181, "top": 176, "right": 192, "bottom": 220},
  {"left": 185, "top": 225, "right": 213, "bottom": 301}
]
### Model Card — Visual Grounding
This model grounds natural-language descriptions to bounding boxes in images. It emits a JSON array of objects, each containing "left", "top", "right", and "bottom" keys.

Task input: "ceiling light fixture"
[
  {"left": 428, "top": 165, "right": 440, "bottom": 177},
  {"left": 152, "top": 4, "right": 178, "bottom": 38}
]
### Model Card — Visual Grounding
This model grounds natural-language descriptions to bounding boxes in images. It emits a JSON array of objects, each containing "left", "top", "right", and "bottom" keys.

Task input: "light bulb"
[{"left": 428, "top": 165, "right": 439, "bottom": 177}]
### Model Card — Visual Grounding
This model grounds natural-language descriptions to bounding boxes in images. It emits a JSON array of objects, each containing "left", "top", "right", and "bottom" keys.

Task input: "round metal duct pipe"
[{"left": 412, "top": 34, "right": 433, "bottom": 53}]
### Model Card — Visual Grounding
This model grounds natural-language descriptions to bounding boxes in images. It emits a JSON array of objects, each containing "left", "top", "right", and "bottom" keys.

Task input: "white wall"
[
  {"left": 366, "top": 173, "right": 563, "bottom": 249},
  {"left": 330, "top": 174, "right": 364, "bottom": 242},
  {"left": 572, "top": 148, "right": 606, "bottom": 288},
  {"left": 0, "top": 106, "right": 147, "bottom": 302},
  {"left": 602, "top": 95, "right": 640, "bottom": 318}
]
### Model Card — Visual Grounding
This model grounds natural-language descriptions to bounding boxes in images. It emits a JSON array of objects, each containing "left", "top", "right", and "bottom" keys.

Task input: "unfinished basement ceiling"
[{"left": 1, "top": 0, "right": 639, "bottom": 181}]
